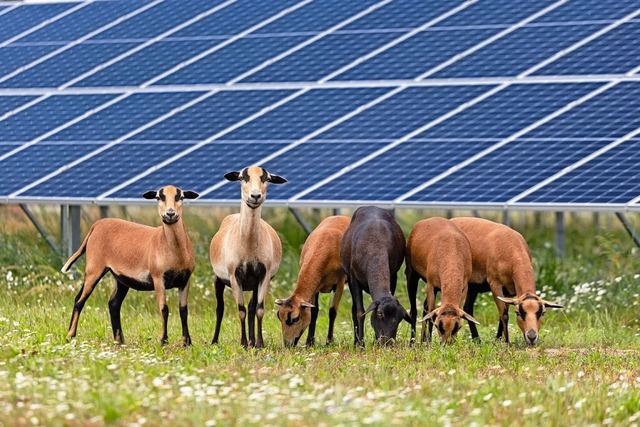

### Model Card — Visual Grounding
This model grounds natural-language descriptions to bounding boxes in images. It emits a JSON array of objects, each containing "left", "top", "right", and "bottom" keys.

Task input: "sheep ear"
[
  {"left": 462, "top": 311, "right": 480, "bottom": 325},
  {"left": 542, "top": 300, "right": 564, "bottom": 309},
  {"left": 224, "top": 171, "right": 241, "bottom": 181},
  {"left": 274, "top": 299, "right": 286, "bottom": 306},
  {"left": 361, "top": 301, "right": 377, "bottom": 318},
  {"left": 301, "top": 301, "right": 315, "bottom": 309},
  {"left": 268, "top": 174, "right": 287, "bottom": 184},
  {"left": 183, "top": 190, "right": 199, "bottom": 200},
  {"left": 420, "top": 309, "right": 438, "bottom": 323},
  {"left": 142, "top": 190, "right": 157, "bottom": 199},
  {"left": 497, "top": 296, "right": 518, "bottom": 305}
]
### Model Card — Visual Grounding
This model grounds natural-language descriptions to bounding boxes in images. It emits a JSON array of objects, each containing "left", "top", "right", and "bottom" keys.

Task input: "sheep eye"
[
  {"left": 451, "top": 323, "right": 460, "bottom": 335},
  {"left": 292, "top": 316, "right": 300, "bottom": 324}
]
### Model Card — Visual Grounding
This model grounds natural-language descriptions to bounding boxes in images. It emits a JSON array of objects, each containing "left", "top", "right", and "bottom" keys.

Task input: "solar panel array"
[{"left": 0, "top": 0, "right": 638, "bottom": 211}]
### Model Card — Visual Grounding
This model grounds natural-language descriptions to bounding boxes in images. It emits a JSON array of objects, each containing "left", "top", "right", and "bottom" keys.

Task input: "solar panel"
[{"left": 0, "top": 0, "right": 637, "bottom": 213}]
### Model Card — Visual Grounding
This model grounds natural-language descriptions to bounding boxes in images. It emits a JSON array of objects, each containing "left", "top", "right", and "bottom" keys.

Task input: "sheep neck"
[
  {"left": 161, "top": 218, "right": 191, "bottom": 253},
  {"left": 239, "top": 202, "right": 263, "bottom": 245}
]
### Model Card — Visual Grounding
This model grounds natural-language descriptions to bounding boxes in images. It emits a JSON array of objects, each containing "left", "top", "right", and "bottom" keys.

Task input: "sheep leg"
[
  {"left": 108, "top": 280, "right": 129, "bottom": 344},
  {"left": 247, "top": 290, "right": 258, "bottom": 347},
  {"left": 306, "top": 293, "right": 320, "bottom": 347},
  {"left": 406, "top": 269, "right": 419, "bottom": 343},
  {"left": 153, "top": 283, "right": 169, "bottom": 345},
  {"left": 178, "top": 282, "right": 191, "bottom": 347},
  {"left": 491, "top": 291, "right": 510, "bottom": 343},
  {"left": 211, "top": 278, "right": 225, "bottom": 344},
  {"left": 229, "top": 277, "right": 248, "bottom": 348},
  {"left": 67, "top": 267, "right": 107, "bottom": 340},
  {"left": 348, "top": 281, "right": 365, "bottom": 347},
  {"left": 464, "top": 286, "right": 481, "bottom": 342},
  {"left": 326, "top": 280, "right": 343, "bottom": 345}
]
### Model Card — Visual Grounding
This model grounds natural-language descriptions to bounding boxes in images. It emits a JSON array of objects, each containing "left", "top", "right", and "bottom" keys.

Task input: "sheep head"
[
  {"left": 275, "top": 297, "right": 314, "bottom": 347},
  {"left": 224, "top": 166, "right": 286, "bottom": 209},
  {"left": 498, "top": 293, "right": 563, "bottom": 345},
  {"left": 362, "top": 296, "right": 411, "bottom": 346},
  {"left": 142, "top": 185, "right": 199, "bottom": 225},
  {"left": 422, "top": 303, "right": 479, "bottom": 344}
]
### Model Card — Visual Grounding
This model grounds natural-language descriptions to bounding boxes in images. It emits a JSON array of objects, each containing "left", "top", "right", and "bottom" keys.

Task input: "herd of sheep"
[{"left": 61, "top": 165, "right": 563, "bottom": 349}]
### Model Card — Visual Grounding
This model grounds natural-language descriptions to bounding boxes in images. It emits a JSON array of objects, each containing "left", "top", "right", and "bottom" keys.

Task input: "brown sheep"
[
  {"left": 406, "top": 217, "right": 479, "bottom": 344},
  {"left": 451, "top": 217, "right": 563, "bottom": 345},
  {"left": 61, "top": 185, "right": 199, "bottom": 346},
  {"left": 275, "top": 215, "right": 350, "bottom": 347}
]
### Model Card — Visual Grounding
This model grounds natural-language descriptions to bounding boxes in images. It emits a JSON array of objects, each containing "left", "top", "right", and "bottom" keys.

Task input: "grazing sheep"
[
  {"left": 61, "top": 185, "right": 199, "bottom": 346},
  {"left": 210, "top": 166, "right": 286, "bottom": 349},
  {"left": 451, "top": 217, "right": 563, "bottom": 345},
  {"left": 275, "top": 215, "right": 350, "bottom": 347},
  {"left": 406, "top": 217, "right": 479, "bottom": 344},
  {"left": 340, "top": 206, "right": 410, "bottom": 347}
]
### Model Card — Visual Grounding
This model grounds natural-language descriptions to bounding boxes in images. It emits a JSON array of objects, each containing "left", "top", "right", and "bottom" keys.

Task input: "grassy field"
[{"left": 1, "top": 205, "right": 639, "bottom": 426}]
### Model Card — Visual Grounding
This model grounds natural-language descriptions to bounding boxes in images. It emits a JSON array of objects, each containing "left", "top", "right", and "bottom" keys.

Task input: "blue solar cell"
[
  {"left": 0, "top": 94, "right": 115, "bottom": 141},
  {"left": 110, "top": 142, "right": 283, "bottom": 199},
  {"left": 528, "top": 82, "right": 640, "bottom": 139},
  {"left": 0, "top": 41, "right": 139, "bottom": 88},
  {"left": 48, "top": 92, "right": 204, "bottom": 141},
  {"left": 0, "top": 142, "right": 103, "bottom": 196},
  {"left": 433, "top": 24, "right": 603, "bottom": 78},
  {"left": 242, "top": 32, "right": 399, "bottom": 83},
  {"left": 72, "top": 39, "right": 223, "bottom": 87},
  {"left": 533, "top": 22, "right": 640, "bottom": 75},
  {"left": 19, "top": 1, "right": 153, "bottom": 43},
  {"left": 170, "top": 0, "right": 299, "bottom": 38},
  {"left": 0, "top": 45, "right": 60, "bottom": 78},
  {"left": 344, "top": 0, "right": 465, "bottom": 31},
  {"left": 218, "top": 141, "right": 389, "bottom": 200},
  {"left": 404, "top": 138, "right": 615, "bottom": 203},
  {"left": 255, "top": 0, "right": 380, "bottom": 34},
  {"left": 298, "top": 140, "right": 491, "bottom": 202},
  {"left": 535, "top": 0, "right": 639, "bottom": 23},
  {"left": 319, "top": 85, "right": 490, "bottom": 140},
  {"left": 0, "top": 3, "right": 74, "bottom": 43},
  {"left": 419, "top": 83, "right": 601, "bottom": 139},
  {"left": 225, "top": 88, "right": 388, "bottom": 140},
  {"left": 133, "top": 90, "right": 293, "bottom": 141},
  {"left": 520, "top": 139, "right": 640, "bottom": 204},
  {"left": 437, "top": 0, "right": 555, "bottom": 27},
  {"left": 0, "top": 143, "right": 21, "bottom": 157},
  {"left": 0, "top": 95, "right": 37, "bottom": 116},
  {"left": 22, "top": 142, "right": 201, "bottom": 198},
  {"left": 153, "top": 35, "right": 307, "bottom": 85},
  {"left": 94, "top": 0, "right": 226, "bottom": 41},
  {"left": 332, "top": 28, "right": 497, "bottom": 81}
]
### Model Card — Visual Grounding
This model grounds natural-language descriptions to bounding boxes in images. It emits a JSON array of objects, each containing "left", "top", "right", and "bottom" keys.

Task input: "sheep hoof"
[{"left": 182, "top": 336, "right": 191, "bottom": 347}]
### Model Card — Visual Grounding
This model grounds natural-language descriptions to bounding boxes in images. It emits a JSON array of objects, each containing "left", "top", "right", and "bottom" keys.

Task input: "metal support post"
[
  {"left": 289, "top": 208, "right": 313, "bottom": 235},
  {"left": 20, "top": 205, "right": 60, "bottom": 255},
  {"left": 555, "top": 212, "right": 565, "bottom": 257},
  {"left": 615, "top": 212, "right": 640, "bottom": 248}
]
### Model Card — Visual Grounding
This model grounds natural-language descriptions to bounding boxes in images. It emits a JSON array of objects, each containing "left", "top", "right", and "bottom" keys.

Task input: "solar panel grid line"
[
  {"left": 3, "top": 73, "right": 640, "bottom": 97},
  {"left": 0, "top": 92, "right": 128, "bottom": 163},
  {"left": 7, "top": 89, "right": 216, "bottom": 198},
  {"left": 0, "top": 1, "right": 91, "bottom": 48},
  {"left": 0, "top": 3, "right": 19, "bottom": 19},
  {"left": 629, "top": 194, "right": 640, "bottom": 205},
  {"left": 98, "top": 0, "right": 483, "bottom": 199},
  {"left": 60, "top": 0, "right": 240, "bottom": 89},
  {"left": 393, "top": 75, "right": 637, "bottom": 203},
  {"left": 0, "top": 0, "right": 163, "bottom": 85},
  {"left": 229, "top": 0, "right": 396, "bottom": 84},
  {"left": 139, "top": 0, "right": 313, "bottom": 88},
  {"left": 526, "top": 6, "right": 640, "bottom": 76},
  {"left": 412, "top": 0, "right": 569, "bottom": 79},
  {"left": 505, "top": 125, "right": 640, "bottom": 205}
]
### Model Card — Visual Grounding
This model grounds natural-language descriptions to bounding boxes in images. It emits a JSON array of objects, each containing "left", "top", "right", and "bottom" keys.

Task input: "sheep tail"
[{"left": 61, "top": 226, "right": 92, "bottom": 273}]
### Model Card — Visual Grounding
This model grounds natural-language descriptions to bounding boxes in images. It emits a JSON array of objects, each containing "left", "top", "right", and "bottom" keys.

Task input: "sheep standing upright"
[
  {"left": 61, "top": 185, "right": 199, "bottom": 346},
  {"left": 210, "top": 166, "right": 286, "bottom": 348},
  {"left": 340, "top": 206, "right": 410, "bottom": 347},
  {"left": 451, "top": 217, "right": 563, "bottom": 345},
  {"left": 406, "top": 217, "right": 479, "bottom": 344},
  {"left": 275, "top": 215, "right": 350, "bottom": 347}
]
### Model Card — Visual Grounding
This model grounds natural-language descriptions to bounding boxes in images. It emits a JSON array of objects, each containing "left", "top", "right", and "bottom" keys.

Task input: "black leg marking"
[
  {"left": 327, "top": 306, "right": 337, "bottom": 345},
  {"left": 238, "top": 304, "right": 248, "bottom": 349},
  {"left": 108, "top": 282, "right": 129, "bottom": 344},
  {"left": 179, "top": 304, "right": 191, "bottom": 347},
  {"left": 306, "top": 293, "right": 319, "bottom": 347},
  {"left": 464, "top": 287, "right": 481, "bottom": 342},
  {"left": 256, "top": 302, "right": 264, "bottom": 349},
  {"left": 248, "top": 291, "right": 257, "bottom": 347},
  {"left": 406, "top": 270, "right": 419, "bottom": 343},
  {"left": 211, "top": 278, "right": 225, "bottom": 345},
  {"left": 160, "top": 304, "right": 169, "bottom": 345}
]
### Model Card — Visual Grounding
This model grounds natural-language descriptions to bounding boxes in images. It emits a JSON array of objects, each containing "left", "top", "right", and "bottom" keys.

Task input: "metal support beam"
[
  {"left": 100, "top": 205, "right": 110, "bottom": 218},
  {"left": 70, "top": 205, "right": 81, "bottom": 255},
  {"left": 19, "top": 204, "right": 60, "bottom": 255},
  {"left": 615, "top": 212, "right": 640, "bottom": 248},
  {"left": 61, "top": 204, "right": 69, "bottom": 256},
  {"left": 503, "top": 210, "right": 511, "bottom": 227},
  {"left": 60, "top": 205, "right": 82, "bottom": 258},
  {"left": 555, "top": 211, "right": 565, "bottom": 257},
  {"left": 289, "top": 208, "right": 313, "bottom": 235}
]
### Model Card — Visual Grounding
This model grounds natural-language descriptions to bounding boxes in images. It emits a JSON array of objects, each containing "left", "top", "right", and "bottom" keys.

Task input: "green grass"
[{"left": 1, "top": 207, "right": 640, "bottom": 426}]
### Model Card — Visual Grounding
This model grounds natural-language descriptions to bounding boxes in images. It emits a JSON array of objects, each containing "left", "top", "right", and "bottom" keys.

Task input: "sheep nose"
[
  {"left": 166, "top": 209, "right": 176, "bottom": 218},
  {"left": 526, "top": 329, "right": 538, "bottom": 345},
  {"left": 250, "top": 192, "right": 261, "bottom": 201}
]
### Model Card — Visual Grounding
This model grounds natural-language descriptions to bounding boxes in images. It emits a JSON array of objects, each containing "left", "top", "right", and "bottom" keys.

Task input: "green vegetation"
[{"left": 1, "top": 206, "right": 639, "bottom": 426}]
